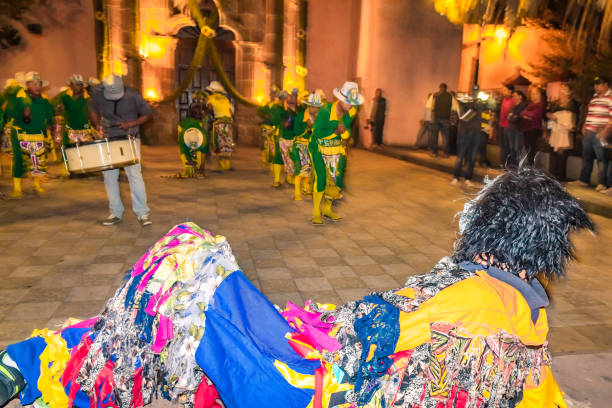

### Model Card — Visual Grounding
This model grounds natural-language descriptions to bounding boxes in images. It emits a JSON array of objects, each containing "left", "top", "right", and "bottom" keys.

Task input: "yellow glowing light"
[
  {"left": 139, "top": 36, "right": 168, "bottom": 59},
  {"left": 477, "top": 91, "right": 489, "bottom": 101},
  {"left": 254, "top": 78, "right": 267, "bottom": 105},
  {"left": 495, "top": 27, "right": 508, "bottom": 42},
  {"left": 144, "top": 88, "right": 159, "bottom": 101},
  {"left": 112, "top": 60, "right": 124, "bottom": 76}
]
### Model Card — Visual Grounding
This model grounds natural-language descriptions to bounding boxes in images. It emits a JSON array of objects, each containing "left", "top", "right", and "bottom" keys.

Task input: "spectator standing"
[
  {"left": 520, "top": 87, "right": 546, "bottom": 164},
  {"left": 429, "top": 83, "right": 458, "bottom": 157},
  {"left": 89, "top": 75, "right": 153, "bottom": 226},
  {"left": 367, "top": 88, "right": 386, "bottom": 146},
  {"left": 451, "top": 89, "right": 483, "bottom": 186},
  {"left": 415, "top": 93, "right": 433, "bottom": 148},
  {"left": 506, "top": 90, "right": 528, "bottom": 166},
  {"left": 497, "top": 84, "right": 515, "bottom": 165},
  {"left": 547, "top": 83, "right": 579, "bottom": 181},
  {"left": 571, "top": 76, "right": 612, "bottom": 192}
]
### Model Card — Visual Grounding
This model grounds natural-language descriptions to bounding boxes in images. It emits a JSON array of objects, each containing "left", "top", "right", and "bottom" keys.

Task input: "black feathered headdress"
[{"left": 453, "top": 167, "right": 595, "bottom": 279}]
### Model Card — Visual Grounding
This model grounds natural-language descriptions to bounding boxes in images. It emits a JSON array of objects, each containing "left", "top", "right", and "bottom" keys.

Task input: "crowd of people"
[
  {"left": 416, "top": 76, "right": 612, "bottom": 196},
  {"left": 256, "top": 81, "right": 363, "bottom": 225},
  {"left": 0, "top": 72, "right": 241, "bottom": 226},
  {"left": 0, "top": 74, "right": 601, "bottom": 408}
]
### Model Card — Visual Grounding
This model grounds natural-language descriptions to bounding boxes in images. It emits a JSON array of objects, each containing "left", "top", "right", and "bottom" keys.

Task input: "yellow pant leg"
[
  {"left": 312, "top": 190, "right": 324, "bottom": 224},
  {"left": 10, "top": 177, "right": 22, "bottom": 199}
]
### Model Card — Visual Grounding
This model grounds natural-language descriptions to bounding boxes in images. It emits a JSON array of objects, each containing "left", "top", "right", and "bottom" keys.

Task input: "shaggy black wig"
[{"left": 453, "top": 167, "right": 595, "bottom": 279}]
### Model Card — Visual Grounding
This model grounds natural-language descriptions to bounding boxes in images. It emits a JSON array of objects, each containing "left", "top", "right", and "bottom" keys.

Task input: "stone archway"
[{"left": 174, "top": 25, "right": 236, "bottom": 120}]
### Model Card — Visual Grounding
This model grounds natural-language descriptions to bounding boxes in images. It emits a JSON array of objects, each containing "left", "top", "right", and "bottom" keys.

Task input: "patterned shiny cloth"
[
  {"left": 212, "top": 119, "right": 234, "bottom": 157},
  {"left": 15, "top": 132, "right": 47, "bottom": 176},
  {"left": 279, "top": 138, "right": 295, "bottom": 175},
  {"left": 66, "top": 223, "right": 239, "bottom": 408}
]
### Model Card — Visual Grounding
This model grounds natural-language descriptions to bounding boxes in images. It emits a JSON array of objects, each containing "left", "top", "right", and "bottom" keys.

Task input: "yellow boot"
[
  {"left": 261, "top": 150, "right": 268, "bottom": 167},
  {"left": 10, "top": 177, "right": 23, "bottom": 199},
  {"left": 269, "top": 162, "right": 274, "bottom": 175},
  {"left": 272, "top": 164, "right": 283, "bottom": 187},
  {"left": 322, "top": 199, "right": 341, "bottom": 221},
  {"left": 33, "top": 175, "right": 46, "bottom": 195},
  {"left": 312, "top": 190, "right": 324, "bottom": 225},
  {"left": 225, "top": 158, "right": 233, "bottom": 171},
  {"left": 286, "top": 173, "right": 294, "bottom": 185},
  {"left": 294, "top": 175, "right": 302, "bottom": 201}
]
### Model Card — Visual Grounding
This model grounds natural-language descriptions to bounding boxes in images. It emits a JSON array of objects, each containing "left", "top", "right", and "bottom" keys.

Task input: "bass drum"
[{"left": 62, "top": 136, "right": 139, "bottom": 174}]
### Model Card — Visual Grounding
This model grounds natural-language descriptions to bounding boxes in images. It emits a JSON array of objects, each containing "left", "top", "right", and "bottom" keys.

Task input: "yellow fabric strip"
[
  {"left": 273, "top": 360, "right": 315, "bottom": 389},
  {"left": 31, "top": 328, "right": 70, "bottom": 408},
  {"left": 318, "top": 145, "right": 345, "bottom": 156},
  {"left": 17, "top": 133, "right": 45, "bottom": 142}
]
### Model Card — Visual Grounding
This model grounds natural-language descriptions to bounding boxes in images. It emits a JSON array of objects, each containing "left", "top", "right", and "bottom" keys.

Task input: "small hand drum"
[{"left": 183, "top": 128, "right": 204, "bottom": 150}]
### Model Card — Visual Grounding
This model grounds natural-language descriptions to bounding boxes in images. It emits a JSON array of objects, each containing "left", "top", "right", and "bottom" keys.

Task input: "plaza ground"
[{"left": 0, "top": 145, "right": 610, "bottom": 406}]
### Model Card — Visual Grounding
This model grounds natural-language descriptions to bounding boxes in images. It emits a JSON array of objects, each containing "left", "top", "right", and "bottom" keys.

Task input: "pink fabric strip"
[
  {"left": 56, "top": 317, "right": 99, "bottom": 335},
  {"left": 151, "top": 315, "right": 174, "bottom": 353},
  {"left": 136, "top": 255, "right": 169, "bottom": 291}
]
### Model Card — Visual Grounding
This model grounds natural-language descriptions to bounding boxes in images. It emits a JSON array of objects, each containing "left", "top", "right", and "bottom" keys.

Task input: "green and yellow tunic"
[
  {"left": 9, "top": 89, "right": 54, "bottom": 177},
  {"left": 178, "top": 117, "right": 208, "bottom": 162},
  {"left": 55, "top": 89, "right": 91, "bottom": 146},
  {"left": 290, "top": 108, "right": 314, "bottom": 177},
  {"left": 310, "top": 101, "right": 357, "bottom": 194}
]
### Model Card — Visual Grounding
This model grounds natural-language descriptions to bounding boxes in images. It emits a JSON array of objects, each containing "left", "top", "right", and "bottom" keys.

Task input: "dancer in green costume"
[
  {"left": 8, "top": 72, "right": 54, "bottom": 198},
  {"left": 310, "top": 82, "right": 363, "bottom": 225},
  {"left": 290, "top": 91, "right": 323, "bottom": 201},
  {"left": 177, "top": 102, "right": 208, "bottom": 178},
  {"left": 257, "top": 86, "right": 281, "bottom": 168}
]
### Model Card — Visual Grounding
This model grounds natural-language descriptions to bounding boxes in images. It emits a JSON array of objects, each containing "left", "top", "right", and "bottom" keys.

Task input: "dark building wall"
[{"left": 0, "top": 0, "right": 96, "bottom": 93}]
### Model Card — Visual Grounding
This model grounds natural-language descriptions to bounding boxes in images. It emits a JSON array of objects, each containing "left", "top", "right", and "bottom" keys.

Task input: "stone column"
[
  {"left": 264, "top": 0, "right": 284, "bottom": 90},
  {"left": 234, "top": 41, "right": 261, "bottom": 147}
]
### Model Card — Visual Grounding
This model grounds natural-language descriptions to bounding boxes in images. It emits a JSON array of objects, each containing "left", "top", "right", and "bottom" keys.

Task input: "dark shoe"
[
  {"left": 102, "top": 215, "right": 122, "bottom": 226},
  {"left": 139, "top": 214, "right": 152, "bottom": 227}
]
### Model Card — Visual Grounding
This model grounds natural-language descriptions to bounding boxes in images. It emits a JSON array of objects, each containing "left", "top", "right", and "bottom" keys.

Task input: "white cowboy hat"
[
  {"left": 67, "top": 74, "right": 84, "bottom": 85},
  {"left": 23, "top": 71, "right": 49, "bottom": 88},
  {"left": 102, "top": 74, "right": 125, "bottom": 100},
  {"left": 88, "top": 77, "right": 101, "bottom": 87},
  {"left": 205, "top": 81, "right": 227, "bottom": 95},
  {"left": 304, "top": 92, "right": 324, "bottom": 107},
  {"left": 332, "top": 81, "right": 363, "bottom": 105}
]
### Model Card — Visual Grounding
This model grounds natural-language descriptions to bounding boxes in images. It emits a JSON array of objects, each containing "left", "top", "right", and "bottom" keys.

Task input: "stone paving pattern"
[{"left": 0, "top": 146, "right": 611, "bottom": 406}]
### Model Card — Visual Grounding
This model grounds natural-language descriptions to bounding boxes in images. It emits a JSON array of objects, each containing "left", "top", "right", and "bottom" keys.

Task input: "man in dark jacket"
[
  {"left": 430, "top": 83, "right": 456, "bottom": 156},
  {"left": 367, "top": 88, "right": 386, "bottom": 146}
]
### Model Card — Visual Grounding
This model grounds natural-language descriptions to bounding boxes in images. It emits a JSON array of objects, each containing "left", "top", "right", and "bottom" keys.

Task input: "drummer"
[{"left": 89, "top": 74, "right": 153, "bottom": 227}]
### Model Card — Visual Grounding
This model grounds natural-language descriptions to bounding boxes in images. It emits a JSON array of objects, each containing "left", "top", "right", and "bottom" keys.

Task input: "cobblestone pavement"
[{"left": 0, "top": 145, "right": 611, "bottom": 406}]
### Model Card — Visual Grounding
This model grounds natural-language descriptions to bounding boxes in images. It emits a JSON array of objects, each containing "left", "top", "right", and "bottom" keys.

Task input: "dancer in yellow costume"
[
  {"left": 290, "top": 91, "right": 323, "bottom": 201},
  {"left": 310, "top": 82, "right": 362, "bottom": 225},
  {"left": 8, "top": 72, "right": 54, "bottom": 198},
  {"left": 205, "top": 81, "right": 234, "bottom": 171}
]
